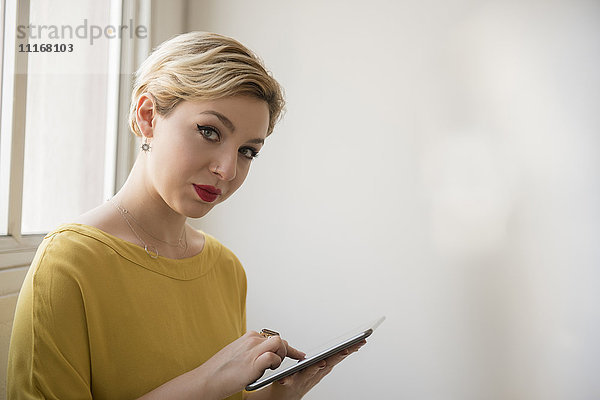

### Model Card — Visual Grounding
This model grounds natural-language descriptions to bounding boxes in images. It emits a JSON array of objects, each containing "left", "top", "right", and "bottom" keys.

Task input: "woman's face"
[{"left": 144, "top": 96, "right": 270, "bottom": 218}]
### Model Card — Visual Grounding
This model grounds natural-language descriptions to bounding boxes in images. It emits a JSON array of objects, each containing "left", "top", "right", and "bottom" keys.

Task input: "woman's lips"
[{"left": 193, "top": 184, "right": 222, "bottom": 203}]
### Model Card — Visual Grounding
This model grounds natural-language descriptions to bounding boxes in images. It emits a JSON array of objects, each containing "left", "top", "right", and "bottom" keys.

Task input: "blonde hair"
[{"left": 128, "top": 32, "right": 284, "bottom": 136}]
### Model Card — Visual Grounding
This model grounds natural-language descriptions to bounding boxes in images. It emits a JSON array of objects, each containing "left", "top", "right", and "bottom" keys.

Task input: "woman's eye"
[
  {"left": 196, "top": 125, "right": 220, "bottom": 141},
  {"left": 239, "top": 147, "right": 259, "bottom": 160}
]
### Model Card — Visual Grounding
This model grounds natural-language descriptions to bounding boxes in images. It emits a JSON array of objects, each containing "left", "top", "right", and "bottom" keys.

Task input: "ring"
[{"left": 260, "top": 328, "right": 280, "bottom": 338}]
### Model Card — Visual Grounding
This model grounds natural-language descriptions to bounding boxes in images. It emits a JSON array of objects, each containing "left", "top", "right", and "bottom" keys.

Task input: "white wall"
[{"left": 185, "top": 1, "right": 600, "bottom": 399}]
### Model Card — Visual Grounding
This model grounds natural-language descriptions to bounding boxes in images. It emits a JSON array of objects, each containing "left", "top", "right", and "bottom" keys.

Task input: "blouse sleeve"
[{"left": 7, "top": 234, "right": 93, "bottom": 399}]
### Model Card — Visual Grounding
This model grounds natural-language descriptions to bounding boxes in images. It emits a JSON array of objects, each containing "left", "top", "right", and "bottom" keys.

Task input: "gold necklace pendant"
[{"left": 144, "top": 244, "right": 159, "bottom": 259}]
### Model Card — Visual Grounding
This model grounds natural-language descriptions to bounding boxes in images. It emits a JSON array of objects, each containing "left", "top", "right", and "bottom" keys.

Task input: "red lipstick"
[{"left": 193, "top": 184, "right": 222, "bottom": 203}]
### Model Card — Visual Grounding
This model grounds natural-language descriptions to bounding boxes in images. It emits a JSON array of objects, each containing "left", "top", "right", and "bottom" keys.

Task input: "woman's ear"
[{"left": 136, "top": 93, "right": 156, "bottom": 138}]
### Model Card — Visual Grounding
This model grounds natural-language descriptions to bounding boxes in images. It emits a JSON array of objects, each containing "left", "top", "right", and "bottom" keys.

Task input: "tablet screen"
[{"left": 245, "top": 316, "right": 385, "bottom": 391}]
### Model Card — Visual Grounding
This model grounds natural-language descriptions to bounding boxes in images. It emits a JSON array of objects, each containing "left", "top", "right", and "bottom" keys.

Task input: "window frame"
[{"left": 0, "top": 0, "right": 42, "bottom": 272}]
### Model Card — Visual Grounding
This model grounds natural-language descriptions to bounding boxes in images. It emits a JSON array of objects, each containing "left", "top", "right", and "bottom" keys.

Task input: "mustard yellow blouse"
[{"left": 8, "top": 224, "right": 246, "bottom": 399}]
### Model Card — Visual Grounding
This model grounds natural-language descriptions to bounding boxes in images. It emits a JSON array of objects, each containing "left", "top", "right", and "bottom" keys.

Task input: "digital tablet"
[{"left": 245, "top": 316, "right": 385, "bottom": 391}]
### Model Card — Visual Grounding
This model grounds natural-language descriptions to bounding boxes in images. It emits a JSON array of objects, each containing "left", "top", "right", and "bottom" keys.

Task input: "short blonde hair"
[{"left": 129, "top": 31, "right": 284, "bottom": 136}]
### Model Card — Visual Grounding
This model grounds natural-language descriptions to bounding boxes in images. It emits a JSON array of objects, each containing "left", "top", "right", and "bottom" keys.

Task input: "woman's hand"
[
  {"left": 137, "top": 331, "right": 305, "bottom": 400},
  {"left": 198, "top": 331, "right": 306, "bottom": 399},
  {"left": 249, "top": 340, "right": 366, "bottom": 400}
]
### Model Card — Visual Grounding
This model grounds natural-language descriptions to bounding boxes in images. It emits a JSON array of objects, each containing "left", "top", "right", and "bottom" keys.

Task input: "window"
[
  {"left": 1, "top": 0, "right": 150, "bottom": 243},
  {"left": 0, "top": 0, "right": 152, "bottom": 266},
  {"left": 20, "top": 1, "right": 114, "bottom": 233}
]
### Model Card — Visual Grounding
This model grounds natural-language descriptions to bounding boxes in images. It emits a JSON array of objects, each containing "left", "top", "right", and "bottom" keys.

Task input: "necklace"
[
  {"left": 113, "top": 200, "right": 186, "bottom": 247},
  {"left": 110, "top": 199, "right": 188, "bottom": 259}
]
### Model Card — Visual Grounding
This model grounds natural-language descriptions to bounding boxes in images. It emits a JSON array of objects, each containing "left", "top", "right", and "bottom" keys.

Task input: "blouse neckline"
[{"left": 45, "top": 223, "right": 220, "bottom": 281}]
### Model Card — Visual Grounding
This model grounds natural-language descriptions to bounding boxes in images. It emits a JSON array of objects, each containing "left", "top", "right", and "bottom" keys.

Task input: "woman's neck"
[{"left": 113, "top": 159, "right": 188, "bottom": 246}]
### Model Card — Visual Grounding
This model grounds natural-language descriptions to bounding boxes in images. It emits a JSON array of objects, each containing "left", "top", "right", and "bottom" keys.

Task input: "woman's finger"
[
  {"left": 299, "top": 359, "right": 327, "bottom": 379},
  {"left": 255, "top": 350, "right": 283, "bottom": 370},
  {"left": 283, "top": 340, "right": 306, "bottom": 360},
  {"left": 272, "top": 340, "right": 367, "bottom": 396},
  {"left": 256, "top": 335, "right": 287, "bottom": 361},
  {"left": 318, "top": 340, "right": 367, "bottom": 370},
  {"left": 325, "top": 349, "right": 354, "bottom": 368}
]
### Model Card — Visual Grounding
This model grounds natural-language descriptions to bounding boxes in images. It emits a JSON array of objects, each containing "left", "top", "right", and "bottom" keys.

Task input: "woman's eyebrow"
[
  {"left": 199, "top": 110, "right": 235, "bottom": 132},
  {"left": 199, "top": 110, "right": 264, "bottom": 144}
]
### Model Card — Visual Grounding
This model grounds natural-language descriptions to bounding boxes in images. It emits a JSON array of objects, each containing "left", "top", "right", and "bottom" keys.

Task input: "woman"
[{"left": 7, "top": 32, "right": 363, "bottom": 399}]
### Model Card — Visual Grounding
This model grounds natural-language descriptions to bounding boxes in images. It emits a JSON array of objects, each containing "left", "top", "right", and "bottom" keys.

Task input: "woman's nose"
[{"left": 210, "top": 150, "right": 237, "bottom": 181}]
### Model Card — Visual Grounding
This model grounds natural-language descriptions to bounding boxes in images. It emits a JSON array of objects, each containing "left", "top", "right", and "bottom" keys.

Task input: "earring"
[{"left": 141, "top": 137, "right": 151, "bottom": 152}]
